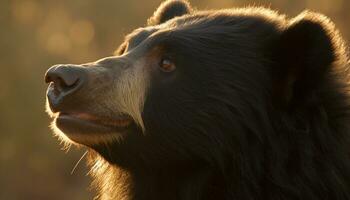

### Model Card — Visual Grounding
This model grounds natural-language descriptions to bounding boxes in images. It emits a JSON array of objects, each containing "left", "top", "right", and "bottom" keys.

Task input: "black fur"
[{"left": 87, "top": 2, "right": 350, "bottom": 200}]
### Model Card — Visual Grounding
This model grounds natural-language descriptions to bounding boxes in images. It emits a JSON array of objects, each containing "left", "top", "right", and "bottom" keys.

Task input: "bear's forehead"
[
  {"left": 126, "top": 28, "right": 157, "bottom": 50},
  {"left": 120, "top": 8, "right": 284, "bottom": 53},
  {"left": 142, "top": 9, "right": 281, "bottom": 36}
]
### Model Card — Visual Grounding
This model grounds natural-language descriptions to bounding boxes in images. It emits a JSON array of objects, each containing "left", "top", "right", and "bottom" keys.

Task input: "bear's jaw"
[
  {"left": 51, "top": 112, "right": 134, "bottom": 145},
  {"left": 60, "top": 112, "right": 132, "bottom": 128}
]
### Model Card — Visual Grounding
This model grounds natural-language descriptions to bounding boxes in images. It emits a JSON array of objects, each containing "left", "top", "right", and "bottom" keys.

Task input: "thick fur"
[{"left": 49, "top": 0, "right": 350, "bottom": 199}]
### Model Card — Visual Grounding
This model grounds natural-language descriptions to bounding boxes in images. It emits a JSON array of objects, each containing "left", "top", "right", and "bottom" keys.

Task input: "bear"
[{"left": 45, "top": 0, "right": 350, "bottom": 199}]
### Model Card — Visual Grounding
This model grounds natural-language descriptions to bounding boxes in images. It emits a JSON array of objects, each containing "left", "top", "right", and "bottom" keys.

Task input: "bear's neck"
[
  {"left": 90, "top": 158, "right": 228, "bottom": 200},
  {"left": 128, "top": 165, "right": 223, "bottom": 200}
]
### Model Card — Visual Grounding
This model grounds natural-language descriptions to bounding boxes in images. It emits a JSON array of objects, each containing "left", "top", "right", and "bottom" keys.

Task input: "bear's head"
[{"left": 45, "top": 1, "right": 350, "bottom": 198}]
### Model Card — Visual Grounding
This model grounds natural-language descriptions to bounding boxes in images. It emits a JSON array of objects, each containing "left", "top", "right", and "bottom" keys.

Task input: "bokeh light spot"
[
  {"left": 46, "top": 33, "right": 72, "bottom": 55},
  {"left": 69, "top": 20, "right": 95, "bottom": 46},
  {"left": 12, "top": 0, "right": 41, "bottom": 25}
]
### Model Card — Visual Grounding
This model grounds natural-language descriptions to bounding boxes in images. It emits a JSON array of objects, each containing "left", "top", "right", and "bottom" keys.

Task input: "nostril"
[
  {"left": 51, "top": 76, "right": 80, "bottom": 95},
  {"left": 45, "top": 64, "right": 85, "bottom": 97}
]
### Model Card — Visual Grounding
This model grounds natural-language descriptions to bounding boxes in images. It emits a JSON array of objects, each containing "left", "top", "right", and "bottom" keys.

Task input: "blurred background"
[{"left": 0, "top": 0, "right": 349, "bottom": 199}]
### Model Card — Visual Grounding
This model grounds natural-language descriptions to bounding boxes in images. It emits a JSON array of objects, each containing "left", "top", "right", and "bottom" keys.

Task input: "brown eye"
[{"left": 160, "top": 58, "right": 176, "bottom": 72}]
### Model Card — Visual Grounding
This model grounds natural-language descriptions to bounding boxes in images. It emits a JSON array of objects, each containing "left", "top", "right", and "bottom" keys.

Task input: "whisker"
[{"left": 71, "top": 150, "right": 88, "bottom": 175}]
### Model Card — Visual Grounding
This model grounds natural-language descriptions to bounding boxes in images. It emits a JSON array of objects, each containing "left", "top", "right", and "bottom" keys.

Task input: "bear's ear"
[
  {"left": 147, "top": 0, "right": 192, "bottom": 25},
  {"left": 273, "top": 11, "right": 343, "bottom": 109}
]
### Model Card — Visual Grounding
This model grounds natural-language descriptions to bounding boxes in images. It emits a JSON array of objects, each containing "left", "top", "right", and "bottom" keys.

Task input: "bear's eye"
[{"left": 159, "top": 58, "right": 176, "bottom": 72}]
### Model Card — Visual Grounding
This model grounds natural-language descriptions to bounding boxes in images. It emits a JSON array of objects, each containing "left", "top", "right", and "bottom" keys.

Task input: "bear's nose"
[{"left": 45, "top": 64, "right": 86, "bottom": 111}]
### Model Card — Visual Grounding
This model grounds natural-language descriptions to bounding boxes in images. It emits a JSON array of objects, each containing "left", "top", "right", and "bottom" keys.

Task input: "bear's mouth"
[{"left": 54, "top": 112, "right": 133, "bottom": 144}]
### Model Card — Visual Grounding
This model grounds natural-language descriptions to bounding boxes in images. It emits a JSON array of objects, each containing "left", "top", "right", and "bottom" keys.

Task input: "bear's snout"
[{"left": 45, "top": 64, "right": 87, "bottom": 112}]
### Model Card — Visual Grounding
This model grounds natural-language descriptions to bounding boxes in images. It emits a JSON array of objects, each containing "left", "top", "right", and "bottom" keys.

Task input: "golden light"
[
  {"left": 306, "top": 0, "right": 343, "bottom": 13},
  {"left": 46, "top": 33, "right": 72, "bottom": 55},
  {"left": 12, "top": 0, "right": 41, "bottom": 25},
  {"left": 69, "top": 20, "right": 95, "bottom": 46}
]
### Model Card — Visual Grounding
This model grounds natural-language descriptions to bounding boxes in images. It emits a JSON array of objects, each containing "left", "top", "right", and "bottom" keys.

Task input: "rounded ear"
[
  {"left": 272, "top": 11, "right": 346, "bottom": 109},
  {"left": 147, "top": 0, "right": 192, "bottom": 25}
]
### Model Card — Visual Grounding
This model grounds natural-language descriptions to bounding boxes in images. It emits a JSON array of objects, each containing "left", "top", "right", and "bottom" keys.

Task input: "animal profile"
[{"left": 45, "top": 0, "right": 350, "bottom": 199}]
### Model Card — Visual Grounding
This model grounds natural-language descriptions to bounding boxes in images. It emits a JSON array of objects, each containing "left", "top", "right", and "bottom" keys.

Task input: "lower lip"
[{"left": 55, "top": 113, "right": 132, "bottom": 137}]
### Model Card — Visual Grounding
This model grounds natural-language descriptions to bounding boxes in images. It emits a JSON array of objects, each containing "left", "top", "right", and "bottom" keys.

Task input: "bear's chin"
[{"left": 51, "top": 112, "right": 133, "bottom": 145}]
